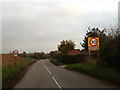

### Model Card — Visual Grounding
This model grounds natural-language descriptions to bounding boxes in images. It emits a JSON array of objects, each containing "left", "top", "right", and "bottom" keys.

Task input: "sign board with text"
[{"left": 88, "top": 37, "right": 99, "bottom": 51}]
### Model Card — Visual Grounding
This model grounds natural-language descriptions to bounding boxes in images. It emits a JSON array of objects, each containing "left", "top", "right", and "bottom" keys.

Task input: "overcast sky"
[{"left": 1, "top": 0, "right": 118, "bottom": 53}]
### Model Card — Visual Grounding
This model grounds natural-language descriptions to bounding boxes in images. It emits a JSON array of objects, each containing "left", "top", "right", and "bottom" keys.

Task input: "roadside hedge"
[{"left": 54, "top": 54, "right": 97, "bottom": 64}]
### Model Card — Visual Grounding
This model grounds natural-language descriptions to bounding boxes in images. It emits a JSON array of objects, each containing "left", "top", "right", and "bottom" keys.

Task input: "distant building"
[
  {"left": 76, "top": 49, "right": 80, "bottom": 52},
  {"left": 68, "top": 49, "right": 80, "bottom": 55}
]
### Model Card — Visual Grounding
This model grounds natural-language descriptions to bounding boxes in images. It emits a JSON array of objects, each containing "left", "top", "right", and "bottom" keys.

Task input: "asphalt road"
[{"left": 15, "top": 59, "right": 108, "bottom": 88}]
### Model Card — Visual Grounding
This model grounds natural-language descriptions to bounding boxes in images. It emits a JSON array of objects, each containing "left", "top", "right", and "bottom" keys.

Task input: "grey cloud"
[{"left": 2, "top": 1, "right": 117, "bottom": 53}]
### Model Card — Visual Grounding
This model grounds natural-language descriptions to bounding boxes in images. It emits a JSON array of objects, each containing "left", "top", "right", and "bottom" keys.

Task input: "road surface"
[{"left": 15, "top": 59, "right": 109, "bottom": 88}]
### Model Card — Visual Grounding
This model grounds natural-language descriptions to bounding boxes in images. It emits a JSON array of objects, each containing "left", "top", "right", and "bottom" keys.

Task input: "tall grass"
[
  {"left": 2, "top": 58, "right": 36, "bottom": 85},
  {"left": 65, "top": 63, "right": 120, "bottom": 84}
]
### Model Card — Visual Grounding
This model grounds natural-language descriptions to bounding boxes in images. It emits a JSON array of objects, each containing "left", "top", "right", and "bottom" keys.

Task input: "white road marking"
[
  {"left": 47, "top": 70, "right": 51, "bottom": 75},
  {"left": 42, "top": 62, "right": 47, "bottom": 68},
  {"left": 46, "top": 68, "right": 48, "bottom": 71},
  {"left": 43, "top": 61, "right": 62, "bottom": 89},
  {"left": 44, "top": 66, "right": 47, "bottom": 68},
  {"left": 45, "top": 67, "right": 51, "bottom": 74},
  {"left": 52, "top": 76, "right": 62, "bottom": 90},
  {"left": 44, "top": 65, "right": 51, "bottom": 75}
]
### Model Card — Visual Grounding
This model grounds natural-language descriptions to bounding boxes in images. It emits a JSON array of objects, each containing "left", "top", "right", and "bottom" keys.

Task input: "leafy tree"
[
  {"left": 50, "top": 50, "right": 61, "bottom": 59},
  {"left": 58, "top": 40, "right": 75, "bottom": 54},
  {"left": 98, "top": 27, "right": 120, "bottom": 70},
  {"left": 33, "top": 52, "right": 41, "bottom": 59}
]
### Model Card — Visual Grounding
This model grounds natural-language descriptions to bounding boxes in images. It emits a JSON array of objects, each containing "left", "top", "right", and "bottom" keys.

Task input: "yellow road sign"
[{"left": 88, "top": 37, "right": 99, "bottom": 51}]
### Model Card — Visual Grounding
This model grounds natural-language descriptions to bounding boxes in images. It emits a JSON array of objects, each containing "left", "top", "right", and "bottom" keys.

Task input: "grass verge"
[
  {"left": 50, "top": 59, "right": 65, "bottom": 66},
  {"left": 65, "top": 63, "right": 120, "bottom": 84},
  {"left": 2, "top": 57, "right": 37, "bottom": 88}
]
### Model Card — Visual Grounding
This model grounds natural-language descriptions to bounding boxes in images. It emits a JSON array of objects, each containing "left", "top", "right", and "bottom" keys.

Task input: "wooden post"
[
  {"left": 89, "top": 51, "right": 91, "bottom": 64},
  {"left": 15, "top": 57, "right": 16, "bottom": 66}
]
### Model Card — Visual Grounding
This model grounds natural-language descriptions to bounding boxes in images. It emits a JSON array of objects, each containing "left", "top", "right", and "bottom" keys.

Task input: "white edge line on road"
[{"left": 52, "top": 76, "right": 62, "bottom": 90}]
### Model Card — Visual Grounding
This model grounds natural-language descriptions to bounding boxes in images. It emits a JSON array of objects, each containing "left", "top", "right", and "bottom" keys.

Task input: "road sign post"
[
  {"left": 88, "top": 51, "right": 91, "bottom": 64},
  {"left": 13, "top": 50, "right": 18, "bottom": 67},
  {"left": 88, "top": 37, "right": 99, "bottom": 64},
  {"left": 15, "top": 57, "right": 16, "bottom": 66}
]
